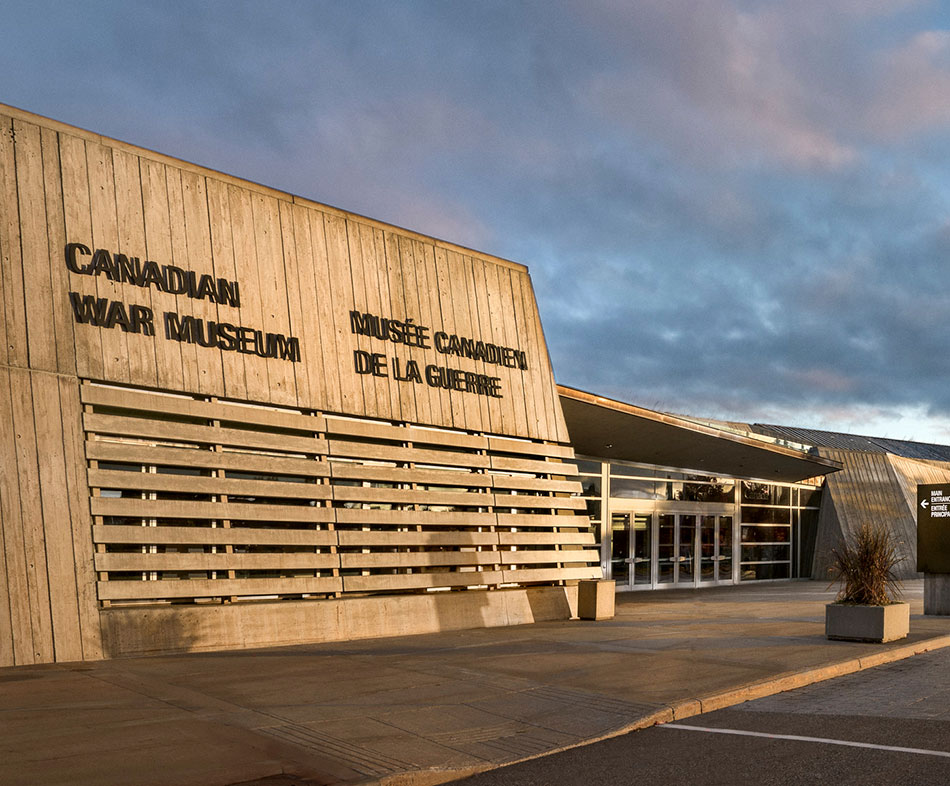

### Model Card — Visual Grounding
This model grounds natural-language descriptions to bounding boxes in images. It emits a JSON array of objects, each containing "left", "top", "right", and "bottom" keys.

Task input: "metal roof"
[
  {"left": 557, "top": 386, "right": 841, "bottom": 482},
  {"left": 750, "top": 424, "right": 950, "bottom": 462}
]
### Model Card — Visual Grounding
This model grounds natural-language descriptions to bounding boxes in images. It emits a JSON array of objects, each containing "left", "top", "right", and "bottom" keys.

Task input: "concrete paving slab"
[{"left": 3, "top": 580, "right": 950, "bottom": 786}]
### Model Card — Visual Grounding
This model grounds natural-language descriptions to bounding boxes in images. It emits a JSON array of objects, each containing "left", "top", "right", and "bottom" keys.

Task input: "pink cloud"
[{"left": 865, "top": 30, "right": 950, "bottom": 140}]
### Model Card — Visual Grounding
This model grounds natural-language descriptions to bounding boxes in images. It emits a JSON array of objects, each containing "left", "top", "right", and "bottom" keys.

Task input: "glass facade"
[{"left": 575, "top": 457, "right": 822, "bottom": 590}]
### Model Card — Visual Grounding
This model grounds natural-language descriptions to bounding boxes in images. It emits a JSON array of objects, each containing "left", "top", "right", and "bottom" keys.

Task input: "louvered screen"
[{"left": 82, "top": 382, "right": 600, "bottom": 605}]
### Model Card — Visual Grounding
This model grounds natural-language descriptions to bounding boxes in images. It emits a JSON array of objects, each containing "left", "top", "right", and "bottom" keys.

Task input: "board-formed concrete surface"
[{"left": 2, "top": 581, "right": 949, "bottom": 786}]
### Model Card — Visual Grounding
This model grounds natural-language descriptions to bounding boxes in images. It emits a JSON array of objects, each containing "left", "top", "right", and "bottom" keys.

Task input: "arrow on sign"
[{"left": 922, "top": 499, "right": 930, "bottom": 509}]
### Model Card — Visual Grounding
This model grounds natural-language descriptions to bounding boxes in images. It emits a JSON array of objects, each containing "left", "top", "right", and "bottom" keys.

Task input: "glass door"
[
  {"left": 610, "top": 508, "right": 734, "bottom": 589},
  {"left": 631, "top": 513, "right": 653, "bottom": 586},
  {"left": 658, "top": 514, "right": 675, "bottom": 584},
  {"left": 659, "top": 512, "right": 700, "bottom": 587},
  {"left": 610, "top": 512, "right": 654, "bottom": 589},
  {"left": 678, "top": 514, "right": 697, "bottom": 584},
  {"left": 700, "top": 515, "right": 717, "bottom": 582},
  {"left": 719, "top": 516, "right": 733, "bottom": 582},
  {"left": 610, "top": 513, "right": 631, "bottom": 589},
  {"left": 700, "top": 515, "right": 734, "bottom": 584}
]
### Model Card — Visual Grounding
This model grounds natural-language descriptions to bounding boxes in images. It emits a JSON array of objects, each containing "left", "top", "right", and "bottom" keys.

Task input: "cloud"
[
  {"left": 4, "top": 0, "right": 950, "bottom": 440},
  {"left": 866, "top": 29, "right": 950, "bottom": 139}
]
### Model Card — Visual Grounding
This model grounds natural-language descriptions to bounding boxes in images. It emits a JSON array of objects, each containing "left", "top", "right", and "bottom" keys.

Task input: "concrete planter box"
[{"left": 825, "top": 602, "right": 909, "bottom": 643}]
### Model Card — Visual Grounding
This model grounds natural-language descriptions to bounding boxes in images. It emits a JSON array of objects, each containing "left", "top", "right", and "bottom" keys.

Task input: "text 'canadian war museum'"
[{"left": 2, "top": 104, "right": 947, "bottom": 667}]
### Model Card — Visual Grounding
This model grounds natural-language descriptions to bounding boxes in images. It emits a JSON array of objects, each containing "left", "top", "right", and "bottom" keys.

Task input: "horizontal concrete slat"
[
  {"left": 97, "top": 576, "right": 343, "bottom": 600},
  {"left": 95, "top": 552, "right": 339, "bottom": 572},
  {"left": 340, "top": 551, "right": 499, "bottom": 569},
  {"left": 342, "top": 570, "right": 504, "bottom": 593},
  {"left": 88, "top": 469, "right": 332, "bottom": 500},
  {"left": 85, "top": 441, "right": 331, "bottom": 477},
  {"left": 91, "top": 497, "right": 335, "bottom": 523},
  {"left": 81, "top": 384, "right": 328, "bottom": 433},
  {"left": 93, "top": 524, "right": 337, "bottom": 547},
  {"left": 84, "top": 413, "right": 329, "bottom": 455}
]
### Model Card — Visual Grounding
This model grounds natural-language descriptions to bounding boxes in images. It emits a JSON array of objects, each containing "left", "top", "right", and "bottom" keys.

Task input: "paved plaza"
[{"left": 2, "top": 581, "right": 949, "bottom": 786}]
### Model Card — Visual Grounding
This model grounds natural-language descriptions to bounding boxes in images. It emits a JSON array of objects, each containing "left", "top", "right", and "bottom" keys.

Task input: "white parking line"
[{"left": 663, "top": 724, "right": 950, "bottom": 759}]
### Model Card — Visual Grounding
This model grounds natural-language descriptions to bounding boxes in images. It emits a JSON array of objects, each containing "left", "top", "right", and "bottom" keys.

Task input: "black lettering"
[
  {"left": 128, "top": 304, "right": 154, "bottom": 336},
  {"left": 350, "top": 310, "right": 376, "bottom": 337},
  {"left": 252, "top": 329, "right": 269, "bottom": 358},
  {"left": 414, "top": 324, "right": 431, "bottom": 349},
  {"left": 195, "top": 320, "right": 218, "bottom": 348},
  {"left": 138, "top": 260, "right": 165, "bottom": 289},
  {"left": 215, "top": 322, "right": 240, "bottom": 351},
  {"left": 405, "top": 359, "right": 422, "bottom": 383},
  {"left": 103, "top": 300, "right": 132, "bottom": 332},
  {"left": 65, "top": 242, "right": 242, "bottom": 307},
  {"left": 217, "top": 278, "right": 240, "bottom": 308},
  {"left": 355, "top": 350, "right": 374, "bottom": 374},
  {"left": 163, "top": 265, "right": 188, "bottom": 295},
  {"left": 114, "top": 254, "right": 138, "bottom": 284},
  {"left": 89, "top": 248, "right": 117, "bottom": 280},
  {"left": 195, "top": 274, "right": 218, "bottom": 303},
  {"left": 388, "top": 319, "right": 405, "bottom": 343},
  {"left": 65, "top": 242, "right": 91, "bottom": 273},
  {"left": 238, "top": 327, "right": 256, "bottom": 354},
  {"left": 355, "top": 350, "right": 389, "bottom": 375},
  {"left": 68, "top": 292, "right": 109, "bottom": 325},
  {"left": 425, "top": 364, "right": 443, "bottom": 387},
  {"left": 392, "top": 356, "right": 407, "bottom": 381},
  {"left": 284, "top": 337, "right": 300, "bottom": 363},
  {"left": 184, "top": 270, "right": 198, "bottom": 300},
  {"left": 164, "top": 312, "right": 199, "bottom": 342},
  {"left": 266, "top": 334, "right": 283, "bottom": 360}
]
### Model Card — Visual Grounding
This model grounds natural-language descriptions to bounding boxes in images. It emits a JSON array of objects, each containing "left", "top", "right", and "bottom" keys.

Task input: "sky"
[{"left": 4, "top": 1, "right": 950, "bottom": 441}]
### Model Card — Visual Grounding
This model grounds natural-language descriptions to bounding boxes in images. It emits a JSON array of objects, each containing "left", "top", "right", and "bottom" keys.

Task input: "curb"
[
  {"left": 669, "top": 632, "right": 950, "bottom": 721},
  {"left": 365, "top": 632, "right": 950, "bottom": 786}
]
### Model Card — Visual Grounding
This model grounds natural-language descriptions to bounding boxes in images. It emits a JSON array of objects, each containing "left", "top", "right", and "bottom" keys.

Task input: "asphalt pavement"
[{"left": 449, "top": 645, "right": 950, "bottom": 785}]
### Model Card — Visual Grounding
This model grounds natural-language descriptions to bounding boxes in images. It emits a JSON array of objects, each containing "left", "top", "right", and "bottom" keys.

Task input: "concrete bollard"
[{"left": 577, "top": 580, "right": 615, "bottom": 620}]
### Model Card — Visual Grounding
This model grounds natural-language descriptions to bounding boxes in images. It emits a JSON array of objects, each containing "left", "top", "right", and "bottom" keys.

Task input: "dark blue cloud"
[{"left": 4, "top": 0, "right": 950, "bottom": 438}]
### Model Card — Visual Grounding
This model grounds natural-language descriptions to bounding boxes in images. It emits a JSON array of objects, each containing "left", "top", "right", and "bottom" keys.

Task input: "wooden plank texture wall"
[
  {"left": 0, "top": 104, "right": 569, "bottom": 443},
  {"left": 0, "top": 367, "right": 102, "bottom": 664},
  {"left": 0, "top": 105, "right": 588, "bottom": 665},
  {"left": 812, "top": 448, "right": 950, "bottom": 581},
  {"left": 82, "top": 383, "right": 598, "bottom": 606}
]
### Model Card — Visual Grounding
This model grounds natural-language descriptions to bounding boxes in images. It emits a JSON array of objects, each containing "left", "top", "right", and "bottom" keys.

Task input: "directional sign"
[{"left": 917, "top": 484, "right": 950, "bottom": 573}]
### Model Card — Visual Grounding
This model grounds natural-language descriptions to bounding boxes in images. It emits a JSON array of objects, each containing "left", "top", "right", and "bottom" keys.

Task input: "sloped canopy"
[{"left": 558, "top": 385, "right": 840, "bottom": 483}]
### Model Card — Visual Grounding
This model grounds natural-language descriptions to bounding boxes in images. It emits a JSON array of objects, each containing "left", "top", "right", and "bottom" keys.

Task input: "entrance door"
[
  {"left": 678, "top": 514, "right": 697, "bottom": 584},
  {"left": 610, "top": 512, "right": 653, "bottom": 589},
  {"left": 630, "top": 513, "right": 653, "bottom": 586},
  {"left": 611, "top": 510, "right": 733, "bottom": 589},
  {"left": 658, "top": 513, "right": 699, "bottom": 587},
  {"left": 610, "top": 513, "right": 630, "bottom": 589},
  {"left": 700, "top": 515, "right": 734, "bottom": 584}
]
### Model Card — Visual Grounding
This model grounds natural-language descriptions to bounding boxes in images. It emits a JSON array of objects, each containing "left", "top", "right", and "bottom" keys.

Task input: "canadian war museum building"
[{"left": 1, "top": 104, "right": 943, "bottom": 667}]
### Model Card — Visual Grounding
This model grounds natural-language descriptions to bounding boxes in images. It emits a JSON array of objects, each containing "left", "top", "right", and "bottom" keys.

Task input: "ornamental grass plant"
[{"left": 829, "top": 522, "right": 904, "bottom": 606}]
